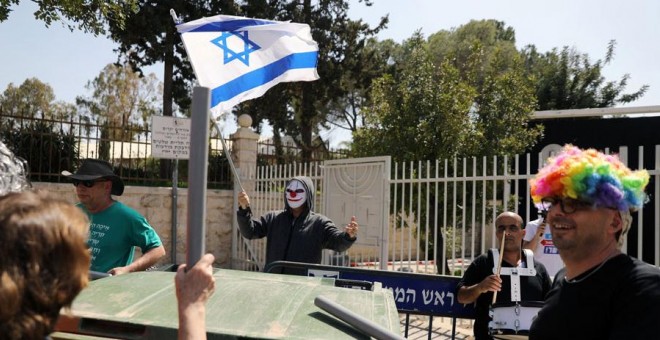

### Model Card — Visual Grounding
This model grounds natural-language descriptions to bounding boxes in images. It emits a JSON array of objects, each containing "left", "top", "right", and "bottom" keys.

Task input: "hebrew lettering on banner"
[{"left": 339, "top": 271, "right": 475, "bottom": 317}]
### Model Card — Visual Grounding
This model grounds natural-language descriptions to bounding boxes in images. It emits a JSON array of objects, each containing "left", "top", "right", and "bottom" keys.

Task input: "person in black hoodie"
[{"left": 236, "top": 176, "right": 358, "bottom": 275}]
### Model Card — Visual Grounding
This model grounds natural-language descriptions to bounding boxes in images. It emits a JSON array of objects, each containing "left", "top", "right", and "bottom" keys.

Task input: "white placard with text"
[{"left": 151, "top": 116, "right": 191, "bottom": 160}]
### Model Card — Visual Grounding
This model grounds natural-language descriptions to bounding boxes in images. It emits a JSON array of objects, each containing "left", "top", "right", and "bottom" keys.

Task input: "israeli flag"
[{"left": 177, "top": 14, "right": 320, "bottom": 116}]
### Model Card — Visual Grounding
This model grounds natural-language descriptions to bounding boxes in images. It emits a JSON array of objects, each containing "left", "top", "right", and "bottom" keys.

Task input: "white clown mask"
[{"left": 286, "top": 180, "right": 307, "bottom": 209}]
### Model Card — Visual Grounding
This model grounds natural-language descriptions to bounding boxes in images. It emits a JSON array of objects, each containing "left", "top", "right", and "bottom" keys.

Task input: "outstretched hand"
[{"left": 344, "top": 216, "right": 359, "bottom": 239}]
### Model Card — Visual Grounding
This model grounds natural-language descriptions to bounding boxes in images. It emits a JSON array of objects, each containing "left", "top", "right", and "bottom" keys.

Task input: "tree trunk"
[{"left": 300, "top": 0, "right": 314, "bottom": 163}]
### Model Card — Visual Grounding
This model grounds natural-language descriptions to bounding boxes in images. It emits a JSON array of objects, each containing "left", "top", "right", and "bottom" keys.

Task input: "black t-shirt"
[
  {"left": 530, "top": 254, "right": 660, "bottom": 340},
  {"left": 457, "top": 251, "right": 552, "bottom": 340}
]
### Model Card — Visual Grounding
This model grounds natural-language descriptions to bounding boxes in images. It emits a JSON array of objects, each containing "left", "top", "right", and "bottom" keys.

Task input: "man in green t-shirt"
[{"left": 62, "top": 159, "right": 165, "bottom": 275}]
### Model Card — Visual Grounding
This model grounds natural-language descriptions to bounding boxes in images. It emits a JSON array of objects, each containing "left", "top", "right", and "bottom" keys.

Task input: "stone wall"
[{"left": 33, "top": 182, "right": 235, "bottom": 269}]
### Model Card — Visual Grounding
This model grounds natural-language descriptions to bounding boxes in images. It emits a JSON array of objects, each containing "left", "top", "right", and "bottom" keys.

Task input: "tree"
[
  {"left": 427, "top": 19, "right": 519, "bottom": 88},
  {"left": 353, "top": 32, "right": 540, "bottom": 161},
  {"left": 522, "top": 40, "right": 648, "bottom": 110},
  {"left": 76, "top": 64, "right": 161, "bottom": 159},
  {"left": 321, "top": 37, "right": 396, "bottom": 135},
  {"left": 0, "top": 78, "right": 74, "bottom": 120},
  {"left": 352, "top": 34, "right": 476, "bottom": 162},
  {"left": 0, "top": 0, "right": 137, "bottom": 35},
  {"left": 352, "top": 33, "right": 541, "bottom": 273},
  {"left": 236, "top": 0, "right": 387, "bottom": 162},
  {"left": 0, "top": 79, "right": 78, "bottom": 181},
  {"left": 107, "top": 2, "right": 239, "bottom": 117},
  {"left": 106, "top": 1, "right": 239, "bottom": 176}
]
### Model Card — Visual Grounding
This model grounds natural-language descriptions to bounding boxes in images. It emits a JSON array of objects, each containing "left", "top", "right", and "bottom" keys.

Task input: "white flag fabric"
[{"left": 177, "top": 14, "right": 319, "bottom": 115}]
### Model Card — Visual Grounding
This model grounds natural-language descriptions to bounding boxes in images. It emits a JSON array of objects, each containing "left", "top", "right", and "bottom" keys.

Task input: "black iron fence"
[
  {"left": 0, "top": 114, "right": 232, "bottom": 189},
  {"left": 0, "top": 114, "right": 350, "bottom": 188},
  {"left": 256, "top": 139, "right": 350, "bottom": 165}
]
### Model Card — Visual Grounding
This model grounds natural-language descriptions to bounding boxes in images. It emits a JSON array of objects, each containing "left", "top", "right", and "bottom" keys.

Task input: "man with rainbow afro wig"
[{"left": 528, "top": 145, "right": 660, "bottom": 339}]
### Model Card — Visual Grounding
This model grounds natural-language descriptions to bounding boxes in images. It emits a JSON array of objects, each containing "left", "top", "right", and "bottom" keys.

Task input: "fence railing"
[
  {"left": 1, "top": 114, "right": 350, "bottom": 188},
  {"left": 0, "top": 113, "right": 234, "bottom": 188},
  {"left": 236, "top": 146, "right": 660, "bottom": 276},
  {"left": 256, "top": 139, "right": 350, "bottom": 165}
]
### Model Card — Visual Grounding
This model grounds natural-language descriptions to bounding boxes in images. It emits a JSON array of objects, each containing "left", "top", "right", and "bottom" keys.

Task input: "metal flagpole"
[
  {"left": 186, "top": 86, "right": 210, "bottom": 267},
  {"left": 211, "top": 119, "right": 245, "bottom": 193}
]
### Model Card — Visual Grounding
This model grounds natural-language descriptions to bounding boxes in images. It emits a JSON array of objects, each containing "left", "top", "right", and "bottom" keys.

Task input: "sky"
[{"left": 1, "top": 0, "right": 659, "bottom": 147}]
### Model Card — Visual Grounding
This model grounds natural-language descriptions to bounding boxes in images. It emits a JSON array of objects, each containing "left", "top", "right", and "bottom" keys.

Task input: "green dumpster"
[{"left": 53, "top": 269, "right": 401, "bottom": 339}]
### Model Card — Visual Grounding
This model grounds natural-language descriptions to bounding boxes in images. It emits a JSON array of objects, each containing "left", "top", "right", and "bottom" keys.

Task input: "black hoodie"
[{"left": 236, "top": 176, "right": 356, "bottom": 275}]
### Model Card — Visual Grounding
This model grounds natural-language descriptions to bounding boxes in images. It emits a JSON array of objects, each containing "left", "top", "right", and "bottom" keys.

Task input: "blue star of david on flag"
[
  {"left": 177, "top": 14, "right": 319, "bottom": 114},
  {"left": 210, "top": 31, "right": 261, "bottom": 66}
]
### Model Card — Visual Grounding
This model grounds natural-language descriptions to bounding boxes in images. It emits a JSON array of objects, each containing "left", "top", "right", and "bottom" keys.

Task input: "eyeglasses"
[
  {"left": 72, "top": 179, "right": 107, "bottom": 188},
  {"left": 496, "top": 224, "right": 521, "bottom": 233},
  {"left": 540, "top": 197, "right": 594, "bottom": 214}
]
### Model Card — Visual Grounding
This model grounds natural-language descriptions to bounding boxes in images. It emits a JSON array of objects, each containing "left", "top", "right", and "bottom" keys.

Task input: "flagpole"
[
  {"left": 211, "top": 119, "right": 245, "bottom": 193},
  {"left": 186, "top": 86, "right": 210, "bottom": 268}
]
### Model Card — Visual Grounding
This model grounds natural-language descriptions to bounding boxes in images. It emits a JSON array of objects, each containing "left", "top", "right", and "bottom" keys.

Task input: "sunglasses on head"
[{"left": 72, "top": 179, "right": 107, "bottom": 188}]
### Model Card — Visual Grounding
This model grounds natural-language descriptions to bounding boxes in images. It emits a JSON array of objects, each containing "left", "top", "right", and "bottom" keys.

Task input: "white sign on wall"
[{"left": 151, "top": 116, "right": 191, "bottom": 160}]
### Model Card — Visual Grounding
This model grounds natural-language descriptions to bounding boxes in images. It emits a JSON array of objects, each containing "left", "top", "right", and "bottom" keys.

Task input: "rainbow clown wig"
[{"left": 530, "top": 145, "right": 649, "bottom": 212}]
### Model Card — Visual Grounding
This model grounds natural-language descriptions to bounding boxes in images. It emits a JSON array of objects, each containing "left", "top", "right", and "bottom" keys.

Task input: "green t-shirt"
[{"left": 80, "top": 201, "right": 162, "bottom": 273}]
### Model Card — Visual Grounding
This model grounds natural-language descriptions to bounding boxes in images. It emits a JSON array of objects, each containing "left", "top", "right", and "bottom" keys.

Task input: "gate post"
[
  {"left": 230, "top": 114, "right": 259, "bottom": 269},
  {"left": 230, "top": 114, "right": 259, "bottom": 194}
]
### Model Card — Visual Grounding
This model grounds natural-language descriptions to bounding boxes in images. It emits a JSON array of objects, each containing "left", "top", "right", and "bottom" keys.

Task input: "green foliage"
[
  {"left": 353, "top": 30, "right": 540, "bottom": 162},
  {"left": 107, "top": 1, "right": 239, "bottom": 116},
  {"left": 0, "top": 78, "right": 77, "bottom": 121},
  {"left": 236, "top": 0, "right": 387, "bottom": 162},
  {"left": 76, "top": 63, "right": 161, "bottom": 129},
  {"left": 522, "top": 40, "right": 648, "bottom": 110},
  {"left": 474, "top": 51, "right": 543, "bottom": 156},
  {"left": 0, "top": 0, "right": 138, "bottom": 35},
  {"left": 76, "top": 64, "right": 161, "bottom": 159},
  {"left": 0, "top": 80, "right": 79, "bottom": 177},
  {"left": 428, "top": 19, "right": 519, "bottom": 85},
  {"left": 352, "top": 25, "right": 541, "bottom": 273}
]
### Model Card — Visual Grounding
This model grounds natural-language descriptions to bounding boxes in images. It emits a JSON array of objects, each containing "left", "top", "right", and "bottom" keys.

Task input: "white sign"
[{"left": 151, "top": 116, "right": 191, "bottom": 160}]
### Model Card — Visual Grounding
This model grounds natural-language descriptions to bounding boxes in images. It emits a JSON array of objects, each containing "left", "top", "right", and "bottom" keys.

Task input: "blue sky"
[{"left": 1, "top": 0, "right": 659, "bottom": 146}]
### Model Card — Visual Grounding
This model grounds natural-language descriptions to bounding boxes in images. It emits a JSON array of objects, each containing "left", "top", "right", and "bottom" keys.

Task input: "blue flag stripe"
[
  {"left": 210, "top": 51, "right": 318, "bottom": 108},
  {"left": 189, "top": 19, "right": 275, "bottom": 33}
]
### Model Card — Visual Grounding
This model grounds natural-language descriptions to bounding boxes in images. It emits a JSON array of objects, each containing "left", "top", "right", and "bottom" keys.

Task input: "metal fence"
[
  {"left": 0, "top": 114, "right": 349, "bottom": 188},
  {"left": 256, "top": 139, "right": 350, "bottom": 165},
  {"left": 234, "top": 146, "right": 660, "bottom": 275},
  {"left": 0, "top": 113, "right": 233, "bottom": 188}
]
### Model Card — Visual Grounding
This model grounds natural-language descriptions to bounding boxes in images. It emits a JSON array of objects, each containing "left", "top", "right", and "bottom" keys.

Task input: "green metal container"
[{"left": 53, "top": 269, "right": 400, "bottom": 339}]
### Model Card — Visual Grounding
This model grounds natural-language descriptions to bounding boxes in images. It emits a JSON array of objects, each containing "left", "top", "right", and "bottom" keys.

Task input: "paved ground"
[{"left": 400, "top": 314, "right": 474, "bottom": 339}]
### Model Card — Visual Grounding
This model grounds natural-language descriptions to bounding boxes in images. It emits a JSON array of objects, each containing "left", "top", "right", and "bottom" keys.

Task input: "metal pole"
[
  {"left": 211, "top": 119, "right": 244, "bottom": 192},
  {"left": 171, "top": 159, "right": 178, "bottom": 264},
  {"left": 314, "top": 296, "right": 405, "bottom": 340},
  {"left": 186, "top": 86, "right": 210, "bottom": 267}
]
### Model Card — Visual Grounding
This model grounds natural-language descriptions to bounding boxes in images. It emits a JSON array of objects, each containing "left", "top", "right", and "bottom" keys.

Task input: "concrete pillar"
[{"left": 230, "top": 114, "right": 259, "bottom": 193}]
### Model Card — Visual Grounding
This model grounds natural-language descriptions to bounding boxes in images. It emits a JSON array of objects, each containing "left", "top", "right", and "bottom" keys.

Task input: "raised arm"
[{"left": 176, "top": 253, "right": 216, "bottom": 340}]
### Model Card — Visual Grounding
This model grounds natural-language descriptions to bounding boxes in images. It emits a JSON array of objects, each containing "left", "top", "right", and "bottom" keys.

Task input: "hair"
[
  {"left": 530, "top": 145, "right": 649, "bottom": 211},
  {"left": 0, "top": 190, "right": 91, "bottom": 339}
]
